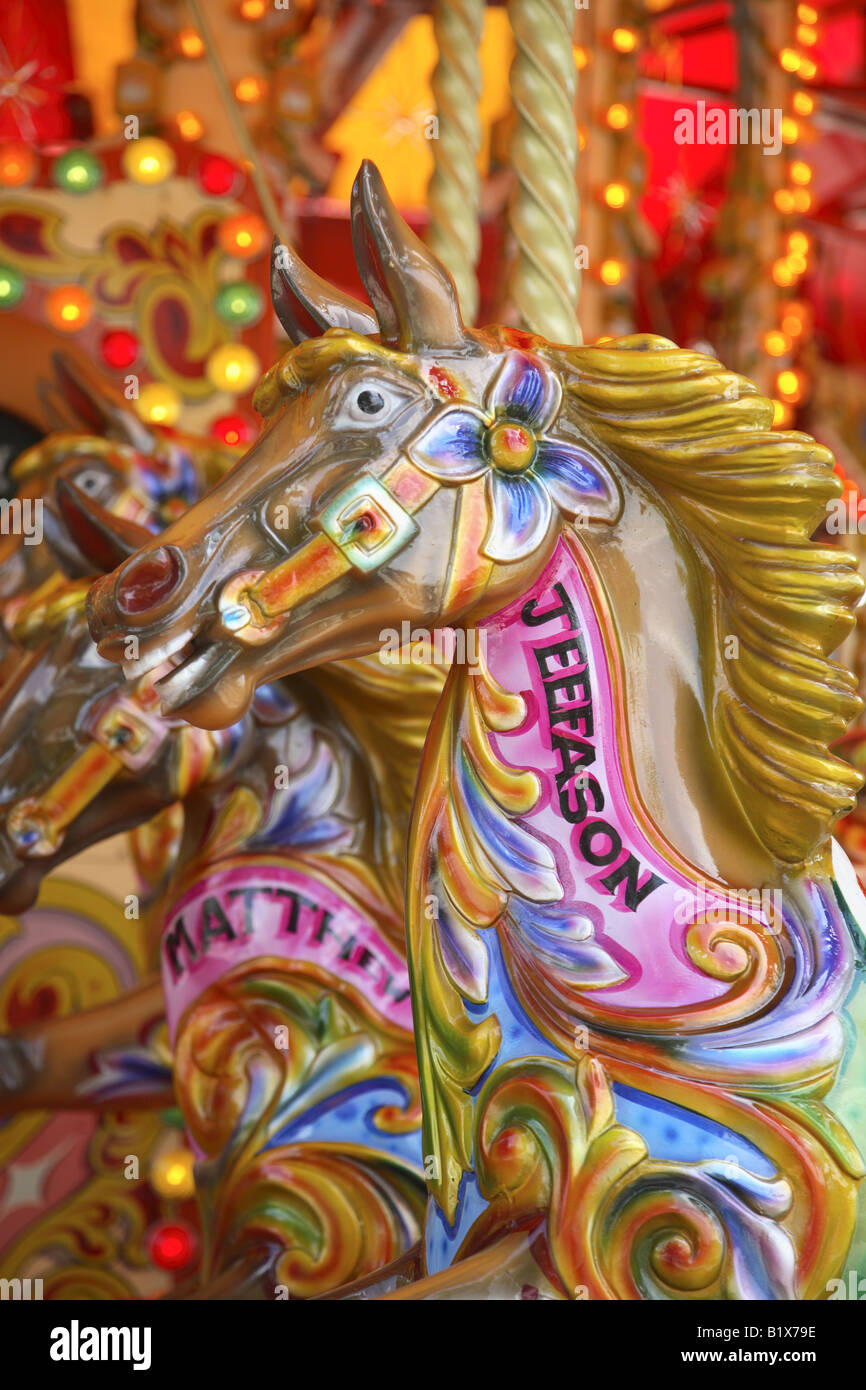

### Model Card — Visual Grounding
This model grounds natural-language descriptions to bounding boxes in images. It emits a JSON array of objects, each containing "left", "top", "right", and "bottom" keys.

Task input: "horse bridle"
[{"left": 216, "top": 457, "right": 440, "bottom": 645}]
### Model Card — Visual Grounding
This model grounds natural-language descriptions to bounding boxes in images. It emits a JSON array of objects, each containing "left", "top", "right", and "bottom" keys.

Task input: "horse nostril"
[{"left": 116, "top": 547, "right": 182, "bottom": 615}]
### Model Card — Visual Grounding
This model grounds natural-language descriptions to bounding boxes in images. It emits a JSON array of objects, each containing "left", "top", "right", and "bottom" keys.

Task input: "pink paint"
[
  {"left": 481, "top": 538, "right": 769, "bottom": 1010},
  {"left": 161, "top": 861, "right": 413, "bottom": 1040}
]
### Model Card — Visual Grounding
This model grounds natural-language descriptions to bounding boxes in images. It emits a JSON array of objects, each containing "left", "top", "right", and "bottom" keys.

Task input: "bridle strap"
[{"left": 219, "top": 458, "right": 440, "bottom": 641}]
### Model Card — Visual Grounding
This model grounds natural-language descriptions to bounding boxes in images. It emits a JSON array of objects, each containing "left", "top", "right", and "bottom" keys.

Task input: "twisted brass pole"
[
  {"left": 427, "top": 0, "right": 485, "bottom": 324},
  {"left": 505, "top": 0, "right": 581, "bottom": 344}
]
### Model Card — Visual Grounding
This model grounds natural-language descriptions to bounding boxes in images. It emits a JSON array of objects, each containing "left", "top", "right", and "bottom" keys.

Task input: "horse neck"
[{"left": 477, "top": 501, "right": 778, "bottom": 893}]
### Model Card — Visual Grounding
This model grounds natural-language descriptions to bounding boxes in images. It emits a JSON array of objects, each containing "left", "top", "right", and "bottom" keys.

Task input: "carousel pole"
[
  {"left": 505, "top": 0, "right": 581, "bottom": 343},
  {"left": 185, "top": 0, "right": 286, "bottom": 240},
  {"left": 427, "top": 0, "right": 485, "bottom": 324}
]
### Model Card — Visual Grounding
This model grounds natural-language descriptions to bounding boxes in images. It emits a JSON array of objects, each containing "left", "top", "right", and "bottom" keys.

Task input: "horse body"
[
  {"left": 414, "top": 533, "right": 866, "bottom": 1296},
  {"left": 0, "top": 588, "right": 427, "bottom": 1292}
]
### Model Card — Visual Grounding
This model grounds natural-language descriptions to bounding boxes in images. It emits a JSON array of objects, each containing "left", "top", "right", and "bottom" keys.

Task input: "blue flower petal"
[
  {"left": 536, "top": 439, "right": 615, "bottom": 515},
  {"left": 489, "top": 351, "right": 561, "bottom": 430},
  {"left": 408, "top": 407, "right": 487, "bottom": 482},
  {"left": 482, "top": 471, "right": 552, "bottom": 564}
]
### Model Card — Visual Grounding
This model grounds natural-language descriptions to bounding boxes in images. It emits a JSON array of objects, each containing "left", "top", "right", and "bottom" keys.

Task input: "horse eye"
[
  {"left": 357, "top": 390, "right": 385, "bottom": 415},
  {"left": 76, "top": 470, "right": 103, "bottom": 493}
]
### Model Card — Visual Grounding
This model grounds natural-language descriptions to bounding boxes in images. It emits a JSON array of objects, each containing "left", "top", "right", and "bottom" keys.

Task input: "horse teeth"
[
  {"left": 122, "top": 629, "right": 193, "bottom": 681},
  {"left": 157, "top": 650, "right": 212, "bottom": 710}
]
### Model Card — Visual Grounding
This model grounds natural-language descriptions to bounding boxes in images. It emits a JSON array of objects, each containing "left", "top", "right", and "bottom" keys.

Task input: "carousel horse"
[
  {"left": 86, "top": 160, "right": 866, "bottom": 1300},
  {"left": 0, "top": 361, "right": 442, "bottom": 1292},
  {"left": 0, "top": 536, "right": 429, "bottom": 1295},
  {"left": 0, "top": 351, "right": 234, "bottom": 615}
]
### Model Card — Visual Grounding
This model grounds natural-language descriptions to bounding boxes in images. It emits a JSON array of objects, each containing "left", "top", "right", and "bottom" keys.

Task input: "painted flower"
[{"left": 408, "top": 351, "right": 612, "bottom": 563}]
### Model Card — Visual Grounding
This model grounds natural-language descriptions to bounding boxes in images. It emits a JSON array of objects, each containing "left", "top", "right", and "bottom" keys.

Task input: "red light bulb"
[
  {"left": 211, "top": 413, "right": 252, "bottom": 447},
  {"left": 198, "top": 154, "right": 242, "bottom": 197},
  {"left": 101, "top": 329, "right": 139, "bottom": 370},
  {"left": 149, "top": 1222, "right": 194, "bottom": 1271}
]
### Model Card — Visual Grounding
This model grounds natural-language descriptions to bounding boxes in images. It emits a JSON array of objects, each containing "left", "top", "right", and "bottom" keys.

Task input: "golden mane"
[{"left": 544, "top": 333, "right": 864, "bottom": 865}]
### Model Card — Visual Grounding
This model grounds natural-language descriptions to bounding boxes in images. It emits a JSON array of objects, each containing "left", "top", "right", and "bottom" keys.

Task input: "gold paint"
[{"left": 546, "top": 334, "right": 864, "bottom": 863}]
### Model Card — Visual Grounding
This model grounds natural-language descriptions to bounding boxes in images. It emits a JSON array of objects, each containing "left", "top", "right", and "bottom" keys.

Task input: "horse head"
[
  {"left": 84, "top": 162, "right": 620, "bottom": 728},
  {"left": 0, "top": 498, "right": 249, "bottom": 914},
  {"left": 84, "top": 163, "right": 863, "bottom": 870}
]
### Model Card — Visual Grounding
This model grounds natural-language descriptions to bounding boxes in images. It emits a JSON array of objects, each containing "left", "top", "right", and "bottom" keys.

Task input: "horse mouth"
[{"left": 121, "top": 623, "right": 239, "bottom": 715}]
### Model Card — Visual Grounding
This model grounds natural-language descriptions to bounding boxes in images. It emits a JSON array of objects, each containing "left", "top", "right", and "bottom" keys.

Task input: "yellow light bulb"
[
  {"left": 772, "top": 399, "right": 793, "bottom": 427},
  {"left": 791, "top": 188, "right": 812, "bottom": 212},
  {"left": 763, "top": 330, "right": 790, "bottom": 357},
  {"left": 788, "top": 230, "right": 809, "bottom": 254},
  {"left": 776, "top": 369, "right": 804, "bottom": 402},
  {"left": 786, "top": 252, "right": 807, "bottom": 275},
  {"left": 772, "top": 260, "right": 795, "bottom": 287},
  {"left": 206, "top": 344, "right": 261, "bottom": 394},
  {"left": 781, "top": 117, "right": 798, "bottom": 144},
  {"left": 573, "top": 45, "right": 590, "bottom": 70},
  {"left": 602, "top": 182, "right": 629, "bottom": 209},
  {"left": 790, "top": 161, "right": 812, "bottom": 185},
  {"left": 136, "top": 383, "right": 182, "bottom": 426},
  {"left": 796, "top": 25, "right": 817, "bottom": 46},
  {"left": 793, "top": 91, "right": 814, "bottom": 116},
  {"left": 150, "top": 1144, "right": 196, "bottom": 1199},
  {"left": 122, "top": 137, "right": 176, "bottom": 186},
  {"left": 600, "top": 259, "right": 625, "bottom": 286},
  {"left": 799, "top": 55, "right": 818, "bottom": 79},
  {"left": 797, "top": 4, "right": 818, "bottom": 22},
  {"left": 611, "top": 27, "right": 638, "bottom": 53},
  {"left": 774, "top": 190, "right": 795, "bottom": 214},
  {"left": 605, "top": 104, "right": 631, "bottom": 130},
  {"left": 780, "top": 48, "right": 801, "bottom": 73}
]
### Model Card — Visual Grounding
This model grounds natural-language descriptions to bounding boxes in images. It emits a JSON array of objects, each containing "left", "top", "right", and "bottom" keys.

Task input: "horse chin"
[
  {"left": 0, "top": 864, "right": 42, "bottom": 915},
  {"left": 157, "top": 651, "right": 254, "bottom": 729}
]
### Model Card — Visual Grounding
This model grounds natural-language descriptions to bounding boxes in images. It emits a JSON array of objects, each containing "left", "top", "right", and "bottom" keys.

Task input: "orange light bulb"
[
  {"left": 176, "top": 110, "right": 204, "bottom": 141},
  {"left": 45, "top": 286, "right": 92, "bottom": 333},
  {"left": 178, "top": 28, "right": 204, "bottom": 58},
  {"left": 234, "top": 76, "right": 265, "bottom": 104}
]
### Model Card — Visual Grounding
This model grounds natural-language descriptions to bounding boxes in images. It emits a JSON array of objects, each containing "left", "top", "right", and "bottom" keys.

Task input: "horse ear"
[
  {"left": 51, "top": 352, "right": 156, "bottom": 454},
  {"left": 271, "top": 238, "right": 378, "bottom": 344},
  {"left": 350, "top": 159, "right": 466, "bottom": 352},
  {"left": 55, "top": 478, "right": 153, "bottom": 575}
]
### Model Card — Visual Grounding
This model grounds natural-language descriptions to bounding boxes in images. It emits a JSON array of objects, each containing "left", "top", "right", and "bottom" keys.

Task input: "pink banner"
[{"left": 161, "top": 861, "right": 413, "bottom": 1039}]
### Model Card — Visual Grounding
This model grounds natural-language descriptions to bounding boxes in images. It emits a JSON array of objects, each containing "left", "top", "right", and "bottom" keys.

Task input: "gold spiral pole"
[
  {"left": 426, "top": 0, "right": 485, "bottom": 324},
  {"left": 505, "top": 0, "right": 581, "bottom": 344}
]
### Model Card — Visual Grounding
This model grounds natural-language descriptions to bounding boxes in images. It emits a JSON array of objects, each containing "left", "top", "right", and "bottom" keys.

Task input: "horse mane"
[
  {"left": 306, "top": 652, "right": 447, "bottom": 915},
  {"left": 543, "top": 333, "right": 864, "bottom": 865}
]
